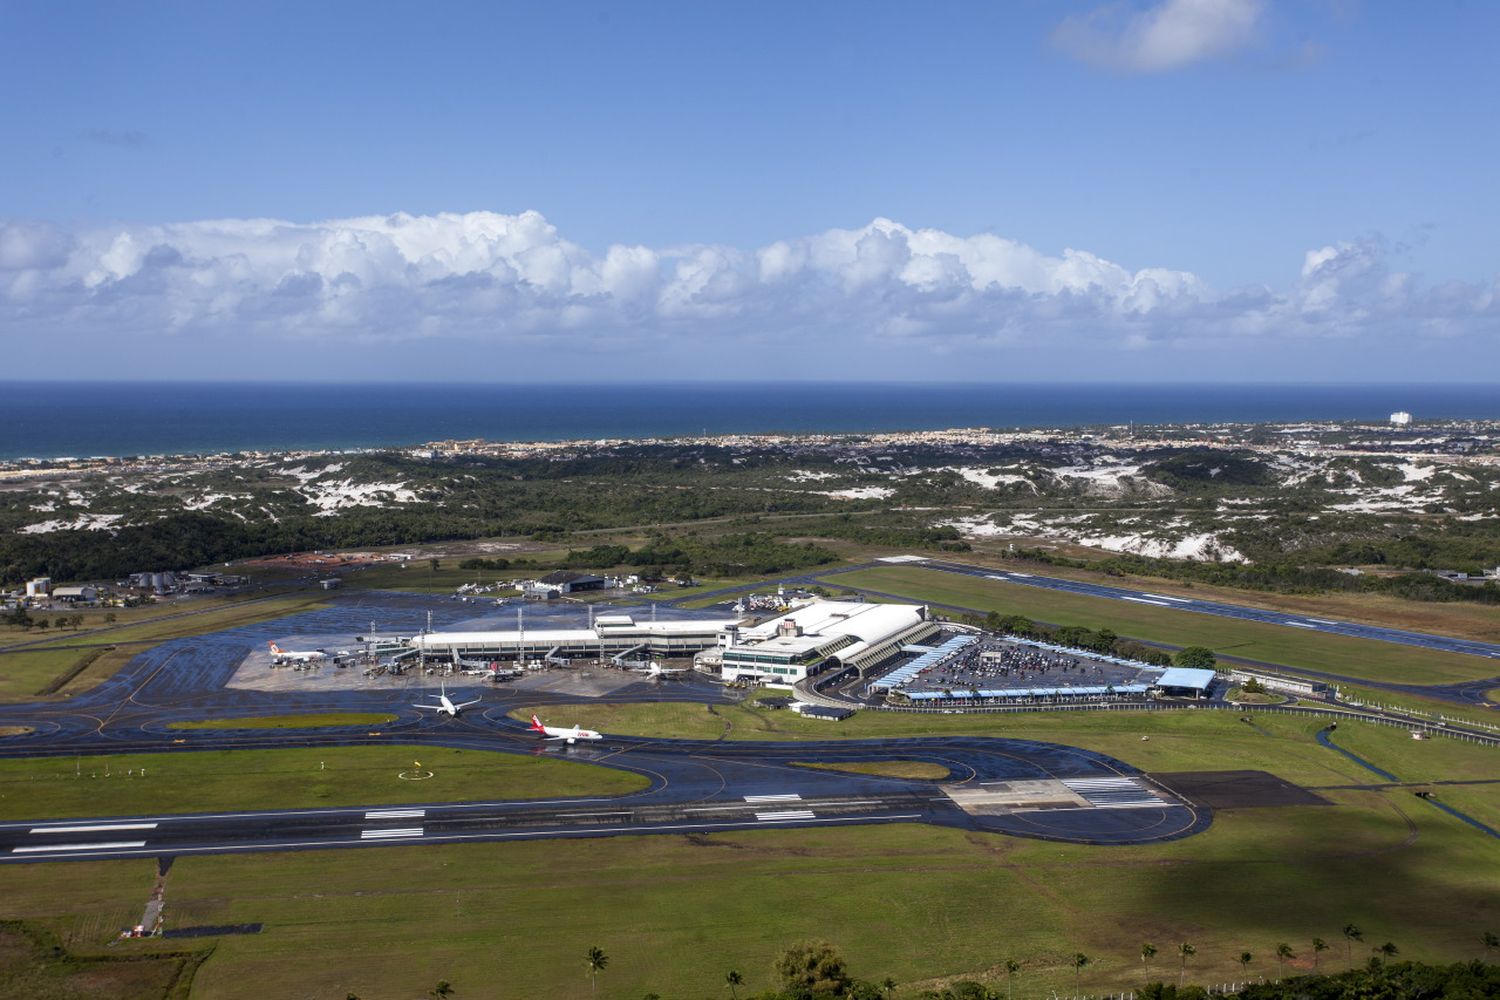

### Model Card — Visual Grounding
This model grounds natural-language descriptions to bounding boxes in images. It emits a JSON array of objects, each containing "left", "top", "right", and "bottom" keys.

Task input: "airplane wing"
[
  {"left": 412, "top": 703, "right": 443, "bottom": 711},
  {"left": 455, "top": 698, "right": 482, "bottom": 709}
]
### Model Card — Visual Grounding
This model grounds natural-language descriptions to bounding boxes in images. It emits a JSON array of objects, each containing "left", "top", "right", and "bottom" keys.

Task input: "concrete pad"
[{"left": 941, "top": 780, "right": 1091, "bottom": 814}]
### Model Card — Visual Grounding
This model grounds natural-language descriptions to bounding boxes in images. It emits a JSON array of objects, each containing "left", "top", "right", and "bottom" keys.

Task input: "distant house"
[{"left": 318, "top": 578, "right": 342, "bottom": 590}]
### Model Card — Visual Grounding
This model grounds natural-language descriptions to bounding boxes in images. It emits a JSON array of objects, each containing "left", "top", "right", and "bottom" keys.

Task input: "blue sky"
[{"left": 1, "top": 1, "right": 1497, "bottom": 381}]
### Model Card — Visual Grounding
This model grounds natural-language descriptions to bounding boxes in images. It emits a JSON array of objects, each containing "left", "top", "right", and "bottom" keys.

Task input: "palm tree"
[
  {"left": 1342, "top": 924, "right": 1363, "bottom": 966},
  {"left": 1275, "top": 943, "right": 1295, "bottom": 978},
  {"left": 430, "top": 982, "right": 454, "bottom": 999},
  {"left": 1003, "top": 959, "right": 1020, "bottom": 1000},
  {"left": 1071, "top": 953, "right": 1089, "bottom": 994},
  {"left": 1141, "top": 943, "right": 1157, "bottom": 975},
  {"left": 1374, "top": 942, "right": 1399, "bottom": 965},
  {"left": 1311, "top": 938, "right": 1329, "bottom": 970},
  {"left": 1237, "top": 952, "right": 1253, "bottom": 977},
  {"left": 725, "top": 969, "right": 743, "bottom": 1000},
  {"left": 882, "top": 977, "right": 898, "bottom": 997},
  {"left": 586, "top": 946, "right": 609, "bottom": 999},
  {"left": 1483, "top": 931, "right": 1499, "bottom": 960},
  {"left": 1177, "top": 942, "right": 1196, "bottom": 986}
]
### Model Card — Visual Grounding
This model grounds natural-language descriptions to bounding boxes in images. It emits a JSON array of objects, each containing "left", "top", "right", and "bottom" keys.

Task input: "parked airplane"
[
  {"left": 413, "top": 682, "right": 481, "bottom": 718},
  {"left": 529, "top": 713, "right": 602, "bottom": 744},
  {"left": 635, "top": 661, "right": 688, "bottom": 679},
  {"left": 268, "top": 641, "right": 326, "bottom": 664}
]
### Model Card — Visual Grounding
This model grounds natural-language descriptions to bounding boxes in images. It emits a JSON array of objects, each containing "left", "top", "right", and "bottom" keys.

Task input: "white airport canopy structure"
[
  {"left": 405, "top": 612, "right": 738, "bottom": 663},
  {"left": 718, "top": 600, "right": 936, "bottom": 684}
]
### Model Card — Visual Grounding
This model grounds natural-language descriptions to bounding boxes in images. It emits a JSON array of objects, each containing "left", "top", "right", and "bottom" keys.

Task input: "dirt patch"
[{"left": 1150, "top": 770, "right": 1329, "bottom": 809}]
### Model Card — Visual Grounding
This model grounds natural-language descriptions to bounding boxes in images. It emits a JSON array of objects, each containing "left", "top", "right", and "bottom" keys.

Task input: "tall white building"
[{"left": 1390, "top": 411, "right": 1412, "bottom": 427}]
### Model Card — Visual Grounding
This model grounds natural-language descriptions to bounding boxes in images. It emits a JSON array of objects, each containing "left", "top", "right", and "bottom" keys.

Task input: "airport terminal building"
[
  {"left": 404, "top": 612, "right": 737, "bottom": 664},
  {"left": 714, "top": 600, "right": 936, "bottom": 684}
]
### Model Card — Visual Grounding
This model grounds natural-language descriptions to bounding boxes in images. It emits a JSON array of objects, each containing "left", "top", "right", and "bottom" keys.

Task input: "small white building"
[
  {"left": 24, "top": 577, "right": 51, "bottom": 599},
  {"left": 1390, "top": 411, "right": 1412, "bottom": 427},
  {"left": 51, "top": 585, "right": 99, "bottom": 604}
]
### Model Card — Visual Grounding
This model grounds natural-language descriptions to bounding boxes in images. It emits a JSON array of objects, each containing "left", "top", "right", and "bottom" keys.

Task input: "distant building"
[
  {"left": 318, "top": 578, "right": 342, "bottom": 590},
  {"left": 51, "top": 585, "right": 99, "bottom": 604},
  {"left": 1153, "top": 667, "right": 1216, "bottom": 699},
  {"left": 1390, "top": 411, "right": 1412, "bottom": 427},
  {"left": 537, "top": 571, "right": 607, "bottom": 594},
  {"left": 24, "top": 577, "right": 51, "bottom": 599}
]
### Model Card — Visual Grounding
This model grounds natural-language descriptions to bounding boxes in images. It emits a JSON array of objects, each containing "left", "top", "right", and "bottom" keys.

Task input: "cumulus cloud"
[
  {"left": 1053, "top": 0, "right": 1263, "bottom": 73},
  {"left": 0, "top": 210, "right": 1494, "bottom": 368}
]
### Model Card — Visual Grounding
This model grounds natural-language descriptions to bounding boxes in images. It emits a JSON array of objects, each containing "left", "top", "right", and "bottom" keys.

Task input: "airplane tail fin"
[
  {"left": 268, "top": 642, "right": 281, "bottom": 654},
  {"left": 529, "top": 714, "right": 546, "bottom": 733}
]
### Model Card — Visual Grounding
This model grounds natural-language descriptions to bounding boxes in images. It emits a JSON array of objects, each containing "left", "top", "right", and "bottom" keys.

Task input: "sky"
[{"left": 1, "top": 0, "right": 1497, "bottom": 382}]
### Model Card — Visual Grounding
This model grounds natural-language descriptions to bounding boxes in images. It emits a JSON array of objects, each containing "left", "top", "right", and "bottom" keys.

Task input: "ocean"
[{"left": 1, "top": 381, "right": 1496, "bottom": 461}]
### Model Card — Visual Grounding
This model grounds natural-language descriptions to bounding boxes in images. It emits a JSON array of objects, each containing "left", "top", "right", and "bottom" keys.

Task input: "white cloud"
[
  {"left": 1054, "top": 0, "right": 1263, "bottom": 73},
  {"left": 0, "top": 210, "right": 1495, "bottom": 368}
]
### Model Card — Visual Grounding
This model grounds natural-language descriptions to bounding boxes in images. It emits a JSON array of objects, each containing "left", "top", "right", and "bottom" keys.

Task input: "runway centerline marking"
[
  {"left": 28, "top": 822, "right": 158, "bottom": 834},
  {"left": 1120, "top": 596, "right": 1171, "bottom": 607},
  {"left": 756, "top": 810, "right": 816, "bottom": 821},
  {"left": 744, "top": 793, "right": 802, "bottom": 803}
]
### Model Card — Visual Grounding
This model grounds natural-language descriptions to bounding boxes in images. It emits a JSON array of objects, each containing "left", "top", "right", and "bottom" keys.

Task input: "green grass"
[
  {"left": 0, "top": 921, "right": 205, "bottom": 1000},
  {"left": 0, "top": 745, "right": 647, "bottom": 821},
  {"left": 826, "top": 565, "right": 1497, "bottom": 687},
  {"left": 2, "top": 709, "right": 1496, "bottom": 998},
  {"left": 165, "top": 713, "right": 399, "bottom": 731},
  {"left": 0, "top": 645, "right": 101, "bottom": 701}
]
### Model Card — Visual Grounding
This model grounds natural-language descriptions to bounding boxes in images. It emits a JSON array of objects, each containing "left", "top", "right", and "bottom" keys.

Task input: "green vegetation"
[
  {"left": 0, "top": 920, "right": 207, "bottom": 1000},
  {"left": 0, "top": 708, "right": 1492, "bottom": 998},
  {"left": 826, "top": 565, "right": 1496, "bottom": 685},
  {"left": 165, "top": 713, "right": 399, "bottom": 731},
  {"left": 795, "top": 760, "right": 952, "bottom": 780},
  {"left": 0, "top": 745, "right": 647, "bottom": 820}
]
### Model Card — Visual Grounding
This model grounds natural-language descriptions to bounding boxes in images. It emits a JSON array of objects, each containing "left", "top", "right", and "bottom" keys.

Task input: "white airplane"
[
  {"left": 635, "top": 661, "right": 688, "bottom": 679},
  {"left": 268, "top": 641, "right": 326, "bottom": 664},
  {"left": 413, "top": 682, "right": 481, "bottom": 718},
  {"left": 529, "top": 713, "right": 602, "bottom": 744}
]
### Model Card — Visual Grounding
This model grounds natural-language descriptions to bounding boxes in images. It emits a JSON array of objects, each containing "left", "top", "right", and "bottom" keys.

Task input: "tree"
[
  {"left": 104, "top": 611, "right": 117, "bottom": 624},
  {"left": 1141, "top": 943, "right": 1157, "bottom": 973},
  {"left": 1374, "top": 941, "right": 1399, "bottom": 965},
  {"left": 1173, "top": 646, "right": 1216, "bottom": 669},
  {"left": 430, "top": 982, "right": 454, "bottom": 999},
  {"left": 586, "top": 946, "right": 608, "bottom": 999},
  {"left": 1483, "top": 930, "right": 1499, "bottom": 959},
  {"left": 1003, "top": 959, "right": 1019, "bottom": 1000},
  {"left": 882, "top": 977, "right": 898, "bottom": 997},
  {"left": 1342, "top": 924, "right": 1363, "bottom": 965},
  {"left": 1275, "top": 943, "right": 1294, "bottom": 978},
  {"left": 1237, "top": 952, "right": 1253, "bottom": 977},
  {"left": 776, "top": 941, "right": 852, "bottom": 997},
  {"left": 725, "top": 969, "right": 743, "bottom": 999},
  {"left": 1071, "top": 953, "right": 1089, "bottom": 993},
  {"left": 1177, "top": 942, "right": 1196, "bottom": 986},
  {"left": 1311, "top": 937, "right": 1328, "bottom": 970}
]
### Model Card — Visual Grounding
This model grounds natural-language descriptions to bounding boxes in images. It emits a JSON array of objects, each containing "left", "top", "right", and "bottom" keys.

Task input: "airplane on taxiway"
[
  {"left": 529, "top": 713, "right": 603, "bottom": 744},
  {"left": 413, "top": 682, "right": 481, "bottom": 718}
]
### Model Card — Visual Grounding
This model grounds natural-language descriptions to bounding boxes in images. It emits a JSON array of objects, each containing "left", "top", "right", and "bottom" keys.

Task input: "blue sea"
[{"left": 1, "top": 381, "right": 1496, "bottom": 461}]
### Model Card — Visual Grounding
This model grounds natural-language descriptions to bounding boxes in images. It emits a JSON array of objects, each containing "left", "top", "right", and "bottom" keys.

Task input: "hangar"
[{"left": 1153, "top": 667, "right": 1217, "bottom": 699}]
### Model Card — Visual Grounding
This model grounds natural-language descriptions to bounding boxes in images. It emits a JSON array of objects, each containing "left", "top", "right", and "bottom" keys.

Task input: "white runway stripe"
[
  {"left": 29, "top": 822, "right": 158, "bottom": 834},
  {"left": 360, "top": 827, "right": 423, "bottom": 839},
  {"left": 13, "top": 840, "right": 148, "bottom": 853},
  {"left": 1064, "top": 777, "right": 1164, "bottom": 809},
  {"left": 755, "top": 810, "right": 816, "bottom": 821},
  {"left": 365, "top": 809, "right": 425, "bottom": 820},
  {"left": 744, "top": 794, "right": 802, "bottom": 803},
  {"left": 1121, "top": 596, "right": 1171, "bottom": 606}
]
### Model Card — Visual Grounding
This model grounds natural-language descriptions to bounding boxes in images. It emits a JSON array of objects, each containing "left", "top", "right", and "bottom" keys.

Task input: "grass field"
[
  {"left": 3, "top": 709, "right": 1494, "bottom": 1000},
  {"left": 165, "top": 713, "right": 399, "bottom": 731},
  {"left": 826, "top": 565, "right": 1497, "bottom": 686},
  {"left": 0, "top": 745, "right": 647, "bottom": 821}
]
